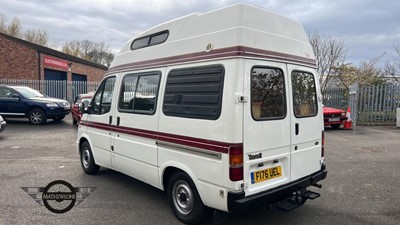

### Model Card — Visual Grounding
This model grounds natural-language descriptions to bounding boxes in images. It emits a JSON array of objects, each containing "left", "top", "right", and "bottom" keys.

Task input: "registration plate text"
[{"left": 251, "top": 166, "right": 282, "bottom": 184}]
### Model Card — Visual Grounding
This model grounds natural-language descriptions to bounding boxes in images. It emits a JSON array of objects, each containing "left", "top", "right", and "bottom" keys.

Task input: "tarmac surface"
[{"left": 0, "top": 116, "right": 399, "bottom": 225}]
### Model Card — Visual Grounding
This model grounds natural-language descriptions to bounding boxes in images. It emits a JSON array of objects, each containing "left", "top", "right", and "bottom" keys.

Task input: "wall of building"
[
  {"left": 0, "top": 35, "right": 39, "bottom": 80},
  {"left": 39, "top": 54, "right": 105, "bottom": 82},
  {"left": 0, "top": 35, "right": 107, "bottom": 82}
]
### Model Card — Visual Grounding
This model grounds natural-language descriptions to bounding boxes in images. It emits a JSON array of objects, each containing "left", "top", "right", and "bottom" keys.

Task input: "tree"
[
  {"left": 1, "top": 13, "right": 113, "bottom": 66},
  {"left": 383, "top": 40, "right": 400, "bottom": 83},
  {"left": 0, "top": 14, "right": 22, "bottom": 37},
  {"left": 23, "top": 28, "right": 48, "bottom": 46},
  {"left": 0, "top": 13, "right": 48, "bottom": 46},
  {"left": 61, "top": 40, "right": 114, "bottom": 67},
  {"left": 336, "top": 57, "right": 386, "bottom": 90},
  {"left": 309, "top": 29, "right": 347, "bottom": 93}
]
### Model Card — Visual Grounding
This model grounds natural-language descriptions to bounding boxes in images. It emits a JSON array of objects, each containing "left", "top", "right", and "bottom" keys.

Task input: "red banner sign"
[{"left": 44, "top": 56, "right": 68, "bottom": 70}]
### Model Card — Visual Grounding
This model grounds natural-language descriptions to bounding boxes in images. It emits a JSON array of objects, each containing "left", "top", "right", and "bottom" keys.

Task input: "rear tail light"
[
  {"left": 321, "top": 131, "right": 325, "bottom": 158},
  {"left": 229, "top": 145, "right": 243, "bottom": 181}
]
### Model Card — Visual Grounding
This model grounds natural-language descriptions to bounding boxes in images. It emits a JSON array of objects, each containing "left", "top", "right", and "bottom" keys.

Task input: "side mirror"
[
  {"left": 79, "top": 103, "right": 94, "bottom": 114},
  {"left": 78, "top": 103, "right": 86, "bottom": 114}
]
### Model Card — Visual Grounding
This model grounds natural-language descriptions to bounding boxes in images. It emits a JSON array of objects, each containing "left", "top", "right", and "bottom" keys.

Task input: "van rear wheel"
[
  {"left": 80, "top": 141, "right": 99, "bottom": 174},
  {"left": 167, "top": 172, "right": 210, "bottom": 224}
]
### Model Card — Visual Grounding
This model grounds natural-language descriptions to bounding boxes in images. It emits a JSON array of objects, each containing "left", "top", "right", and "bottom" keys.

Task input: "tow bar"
[{"left": 273, "top": 189, "right": 321, "bottom": 212}]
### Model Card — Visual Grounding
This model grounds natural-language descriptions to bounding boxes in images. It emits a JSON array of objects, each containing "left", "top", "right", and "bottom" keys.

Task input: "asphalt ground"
[{"left": 0, "top": 116, "right": 399, "bottom": 225}]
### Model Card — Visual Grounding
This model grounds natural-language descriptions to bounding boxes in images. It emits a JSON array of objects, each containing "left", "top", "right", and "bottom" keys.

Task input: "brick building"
[{"left": 0, "top": 32, "right": 107, "bottom": 82}]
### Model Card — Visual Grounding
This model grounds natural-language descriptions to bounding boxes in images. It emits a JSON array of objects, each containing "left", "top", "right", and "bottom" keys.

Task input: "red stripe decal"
[
  {"left": 107, "top": 46, "right": 316, "bottom": 74},
  {"left": 80, "top": 121, "right": 240, "bottom": 154}
]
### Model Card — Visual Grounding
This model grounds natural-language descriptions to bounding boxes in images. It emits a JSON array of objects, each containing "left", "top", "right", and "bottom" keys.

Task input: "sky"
[{"left": 1, "top": 0, "right": 399, "bottom": 67}]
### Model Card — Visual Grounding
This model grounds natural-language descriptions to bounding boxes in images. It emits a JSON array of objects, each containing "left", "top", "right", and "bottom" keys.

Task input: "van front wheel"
[
  {"left": 167, "top": 172, "right": 209, "bottom": 224},
  {"left": 80, "top": 141, "right": 99, "bottom": 175}
]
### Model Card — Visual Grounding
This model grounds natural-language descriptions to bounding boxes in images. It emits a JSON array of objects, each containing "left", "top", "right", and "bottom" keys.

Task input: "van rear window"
[
  {"left": 251, "top": 67, "right": 287, "bottom": 120},
  {"left": 163, "top": 65, "right": 224, "bottom": 120},
  {"left": 292, "top": 71, "right": 318, "bottom": 117}
]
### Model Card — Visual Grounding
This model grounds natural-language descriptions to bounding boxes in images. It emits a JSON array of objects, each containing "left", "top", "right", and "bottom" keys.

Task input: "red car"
[
  {"left": 72, "top": 92, "right": 93, "bottom": 125},
  {"left": 323, "top": 106, "right": 347, "bottom": 129}
]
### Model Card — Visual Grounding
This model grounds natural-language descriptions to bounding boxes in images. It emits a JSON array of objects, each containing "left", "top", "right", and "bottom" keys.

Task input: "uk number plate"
[
  {"left": 251, "top": 166, "right": 282, "bottom": 184},
  {"left": 329, "top": 118, "right": 340, "bottom": 122}
]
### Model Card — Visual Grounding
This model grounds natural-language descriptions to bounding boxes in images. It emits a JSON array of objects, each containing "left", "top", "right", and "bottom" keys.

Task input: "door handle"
[
  {"left": 117, "top": 116, "right": 120, "bottom": 126},
  {"left": 295, "top": 123, "right": 299, "bottom": 135},
  {"left": 109, "top": 115, "right": 112, "bottom": 124}
]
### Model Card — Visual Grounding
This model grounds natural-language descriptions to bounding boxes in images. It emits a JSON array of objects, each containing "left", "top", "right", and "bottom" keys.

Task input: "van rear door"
[
  {"left": 243, "top": 60, "right": 291, "bottom": 196},
  {"left": 287, "top": 65, "right": 322, "bottom": 181}
]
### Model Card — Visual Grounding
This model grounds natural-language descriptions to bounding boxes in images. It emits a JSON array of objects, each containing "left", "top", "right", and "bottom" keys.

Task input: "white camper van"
[{"left": 77, "top": 3, "right": 327, "bottom": 224}]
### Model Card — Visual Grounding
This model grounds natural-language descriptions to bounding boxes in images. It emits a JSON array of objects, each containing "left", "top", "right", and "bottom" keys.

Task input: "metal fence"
[
  {"left": 322, "top": 87, "right": 348, "bottom": 110},
  {"left": 0, "top": 79, "right": 100, "bottom": 104},
  {"left": 357, "top": 84, "right": 400, "bottom": 125},
  {"left": 324, "top": 84, "right": 400, "bottom": 126}
]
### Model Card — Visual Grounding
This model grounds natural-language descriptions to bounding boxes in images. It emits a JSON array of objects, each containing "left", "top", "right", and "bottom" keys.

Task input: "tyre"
[
  {"left": 80, "top": 141, "right": 100, "bottom": 174},
  {"left": 331, "top": 124, "right": 340, "bottom": 129},
  {"left": 53, "top": 115, "right": 65, "bottom": 121},
  {"left": 167, "top": 172, "right": 210, "bottom": 225},
  {"left": 28, "top": 108, "right": 47, "bottom": 125}
]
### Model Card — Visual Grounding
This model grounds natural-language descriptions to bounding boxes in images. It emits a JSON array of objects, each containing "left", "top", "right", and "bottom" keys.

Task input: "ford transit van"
[{"left": 77, "top": 3, "right": 327, "bottom": 224}]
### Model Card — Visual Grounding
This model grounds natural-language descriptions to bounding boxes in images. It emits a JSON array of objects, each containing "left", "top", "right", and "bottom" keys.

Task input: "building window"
[
  {"left": 251, "top": 67, "right": 286, "bottom": 120},
  {"left": 163, "top": 65, "right": 225, "bottom": 120},
  {"left": 118, "top": 72, "right": 160, "bottom": 114},
  {"left": 292, "top": 71, "right": 318, "bottom": 117}
]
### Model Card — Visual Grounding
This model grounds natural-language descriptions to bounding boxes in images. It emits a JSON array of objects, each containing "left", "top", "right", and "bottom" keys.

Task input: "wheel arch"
[
  {"left": 26, "top": 105, "right": 46, "bottom": 116},
  {"left": 78, "top": 137, "right": 89, "bottom": 153},
  {"left": 160, "top": 162, "right": 199, "bottom": 193}
]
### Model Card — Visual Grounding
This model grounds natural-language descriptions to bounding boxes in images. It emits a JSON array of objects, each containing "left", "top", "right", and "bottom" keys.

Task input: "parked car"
[
  {"left": 0, "top": 86, "right": 70, "bottom": 125},
  {"left": 323, "top": 106, "right": 347, "bottom": 129},
  {"left": 0, "top": 115, "right": 6, "bottom": 133},
  {"left": 72, "top": 92, "right": 94, "bottom": 125}
]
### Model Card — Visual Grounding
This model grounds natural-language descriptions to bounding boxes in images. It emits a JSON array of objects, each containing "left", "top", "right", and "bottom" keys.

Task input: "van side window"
[
  {"left": 131, "top": 30, "right": 169, "bottom": 50},
  {"left": 118, "top": 72, "right": 160, "bottom": 114},
  {"left": 92, "top": 77, "right": 116, "bottom": 115},
  {"left": 163, "top": 65, "right": 224, "bottom": 120},
  {"left": 251, "top": 67, "right": 286, "bottom": 120},
  {"left": 292, "top": 71, "right": 318, "bottom": 117}
]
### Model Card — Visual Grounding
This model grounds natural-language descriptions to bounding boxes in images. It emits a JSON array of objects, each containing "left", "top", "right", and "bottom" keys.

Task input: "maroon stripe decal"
[
  {"left": 80, "top": 121, "right": 241, "bottom": 154},
  {"left": 107, "top": 46, "right": 316, "bottom": 74}
]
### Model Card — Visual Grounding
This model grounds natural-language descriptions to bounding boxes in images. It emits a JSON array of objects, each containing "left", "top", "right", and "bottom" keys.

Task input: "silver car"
[{"left": 0, "top": 115, "right": 6, "bottom": 133}]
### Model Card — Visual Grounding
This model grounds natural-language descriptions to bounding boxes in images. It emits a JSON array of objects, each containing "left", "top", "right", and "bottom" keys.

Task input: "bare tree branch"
[
  {"left": 61, "top": 40, "right": 114, "bottom": 66},
  {"left": 309, "top": 29, "right": 347, "bottom": 93}
]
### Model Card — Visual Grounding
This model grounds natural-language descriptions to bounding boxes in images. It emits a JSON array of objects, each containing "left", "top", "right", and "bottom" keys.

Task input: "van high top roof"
[{"left": 108, "top": 3, "right": 315, "bottom": 73}]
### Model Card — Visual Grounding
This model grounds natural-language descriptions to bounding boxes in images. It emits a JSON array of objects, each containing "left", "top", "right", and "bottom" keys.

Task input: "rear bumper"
[{"left": 227, "top": 164, "right": 327, "bottom": 213}]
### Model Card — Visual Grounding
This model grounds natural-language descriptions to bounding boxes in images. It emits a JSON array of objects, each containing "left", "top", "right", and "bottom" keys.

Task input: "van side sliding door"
[{"left": 111, "top": 69, "right": 164, "bottom": 188}]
